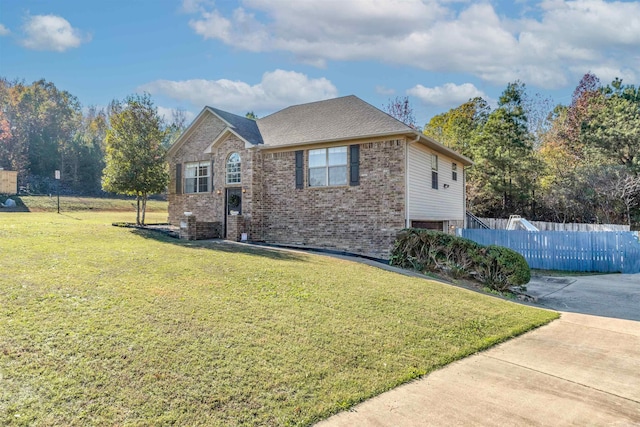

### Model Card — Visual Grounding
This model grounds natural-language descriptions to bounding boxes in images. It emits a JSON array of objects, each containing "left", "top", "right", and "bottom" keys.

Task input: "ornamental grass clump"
[{"left": 390, "top": 229, "right": 530, "bottom": 291}]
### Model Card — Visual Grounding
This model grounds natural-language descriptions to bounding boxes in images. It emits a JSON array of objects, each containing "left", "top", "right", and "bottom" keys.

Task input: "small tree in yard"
[{"left": 102, "top": 94, "right": 168, "bottom": 225}]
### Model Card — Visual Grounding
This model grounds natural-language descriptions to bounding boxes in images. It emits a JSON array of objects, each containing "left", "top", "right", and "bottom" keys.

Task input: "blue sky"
[{"left": 1, "top": 0, "right": 639, "bottom": 125}]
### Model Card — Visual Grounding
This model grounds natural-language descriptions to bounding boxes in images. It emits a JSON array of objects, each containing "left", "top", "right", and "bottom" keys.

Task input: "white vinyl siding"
[{"left": 407, "top": 144, "right": 464, "bottom": 221}]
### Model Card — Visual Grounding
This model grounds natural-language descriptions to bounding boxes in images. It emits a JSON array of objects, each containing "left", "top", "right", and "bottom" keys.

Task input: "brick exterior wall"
[
  {"left": 168, "top": 112, "right": 258, "bottom": 240},
  {"left": 178, "top": 215, "right": 222, "bottom": 240},
  {"left": 168, "top": 113, "right": 224, "bottom": 224},
  {"left": 260, "top": 139, "right": 406, "bottom": 259},
  {"left": 226, "top": 215, "right": 246, "bottom": 241},
  {"left": 168, "top": 116, "right": 415, "bottom": 259}
]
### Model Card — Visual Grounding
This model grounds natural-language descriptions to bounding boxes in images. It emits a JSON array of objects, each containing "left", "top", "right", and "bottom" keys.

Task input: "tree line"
[
  {"left": 0, "top": 78, "right": 185, "bottom": 197},
  {"left": 421, "top": 74, "right": 640, "bottom": 227},
  {"left": 2, "top": 76, "right": 639, "bottom": 227}
]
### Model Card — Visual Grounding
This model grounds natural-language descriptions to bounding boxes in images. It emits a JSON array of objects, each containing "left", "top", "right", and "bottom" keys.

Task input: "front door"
[
  {"left": 224, "top": 188, "right": 242, "bottom": 238},
  {"left": 226, "top": 188, "right": 242, "bottom": 215}
]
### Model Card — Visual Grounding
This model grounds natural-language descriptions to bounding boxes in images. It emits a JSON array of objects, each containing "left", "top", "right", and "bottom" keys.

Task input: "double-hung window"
[
  {"left": 431, "top": 154, "right": 439, "bottom": 189},
  {"left": 452, "top": 162, "right": 458, "bottom": 181},
  {"left": 185, "top": 161, "right": 210, "bottom": 193},
  {"left": 308, "top": 146, "right": 347, "bottom": 187}
]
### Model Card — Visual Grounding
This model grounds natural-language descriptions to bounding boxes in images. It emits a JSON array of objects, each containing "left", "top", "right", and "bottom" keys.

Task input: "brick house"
[{"left": 167, "top": 95, "right": 472, "bottom": 259}]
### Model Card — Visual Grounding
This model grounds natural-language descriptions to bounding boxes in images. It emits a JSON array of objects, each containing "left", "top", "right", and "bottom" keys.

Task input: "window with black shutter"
[
  {"left": 184, "top": 161, "right": 210, "bottom": 193},
  {"left": 308, "top": 147, "right": 347, "bottom": 186}
]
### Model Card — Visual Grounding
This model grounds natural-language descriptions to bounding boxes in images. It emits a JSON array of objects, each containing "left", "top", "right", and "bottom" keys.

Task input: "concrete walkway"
[{"left": 317, "top": 312, "right": 640, "bottom": 426}]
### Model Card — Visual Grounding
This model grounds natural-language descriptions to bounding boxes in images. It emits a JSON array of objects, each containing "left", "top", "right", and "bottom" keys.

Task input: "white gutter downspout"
[
  {"left": 405, "top": 133, "right": 421, "bottom": 228},
  {"left": 463, "top": 165, "right": 470, "bottom": 229}
]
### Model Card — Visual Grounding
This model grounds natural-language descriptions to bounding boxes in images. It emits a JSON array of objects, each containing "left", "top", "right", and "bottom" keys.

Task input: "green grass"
[
  {"left": 1, "top": 195, "right": 168, "bottom": 214},
  {"left": 0, "top": 212, "right": 558, "bottom": 426}
]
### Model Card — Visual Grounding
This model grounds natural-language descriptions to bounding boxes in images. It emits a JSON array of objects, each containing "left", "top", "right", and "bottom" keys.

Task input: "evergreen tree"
[
  {"left": 468, "top": 82, "right": 539, "bottom": 217},
  {"left": 582, "top": 89, "right": 640, "bottom": 172}
]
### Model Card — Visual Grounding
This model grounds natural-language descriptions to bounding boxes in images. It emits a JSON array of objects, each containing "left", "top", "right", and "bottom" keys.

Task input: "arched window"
[{"left": 226, "top": 152, "right": 241, "bottom": 184}]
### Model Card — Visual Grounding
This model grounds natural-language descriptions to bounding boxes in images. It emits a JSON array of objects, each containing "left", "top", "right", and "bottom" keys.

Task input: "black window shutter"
[
  {"left": 295, "top": 150, "right": 304, "bottom": 189},
  {"left": 175, "top": 163, "right": 182, "bottom": 194},
  {"left": 211, "top": 159, "right": 215, "bottom": 192},
  {"left": 349, "top": 144, "right": 360, "bottom": 186}
]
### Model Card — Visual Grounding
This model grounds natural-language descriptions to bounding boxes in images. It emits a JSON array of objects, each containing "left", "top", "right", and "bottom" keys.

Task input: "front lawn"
[
  {"left": 0, "top": 212, "right": 558, "bottom": 426},
  {"left": 1, "top": 195, "right": 168, "bottom": 213}
]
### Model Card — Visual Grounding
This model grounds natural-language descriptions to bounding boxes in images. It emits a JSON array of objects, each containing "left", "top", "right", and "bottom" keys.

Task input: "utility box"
[{"left": 0, "top": 170, "right": 18, "bottom": 195}]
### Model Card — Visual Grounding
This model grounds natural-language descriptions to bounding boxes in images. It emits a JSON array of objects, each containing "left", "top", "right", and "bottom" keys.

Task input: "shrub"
[
  {"left": 474, "top": 245, "right": 531, "bottom": 291},
  {"left": 390, "top": 229, "right": 530, "bottom": 292}
]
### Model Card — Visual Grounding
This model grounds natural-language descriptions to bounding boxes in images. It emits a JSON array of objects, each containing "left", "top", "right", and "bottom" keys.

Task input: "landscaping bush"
[
  {"left": 474, "top": 245, "right": 531, "bottom": 291},
  {"left": 390, "top": 228, "right": 530, "bottom": 292}
]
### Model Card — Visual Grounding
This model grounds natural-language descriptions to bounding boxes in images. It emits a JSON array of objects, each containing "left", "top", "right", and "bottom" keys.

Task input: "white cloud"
[
  {"left": 189, "top": 10, "right": 233, "bottom": 42},
  {"left": 576, "top": 65, "right": 636, "bottom": 87},
  {"left": 21, "top": 14, "right": 88, "bottom": 52},
  {"left": 139, "top": 69, "right": 338, "bottom": 113},
  {"left": 408, "top": 83, "right": 488, "bottom": 107},
  {"left": 185, "top": 0, "right": 640, "bottom": 89},
  {"left": 375, "top": 85, "right": 396, "bottom": 96},
  {"left": 181, "top": 0, "right": 215, "bottom": 14},
  {"left": 0, "top": 24, "right": 10, "bottom": 36},
  {"left": 157, "top": 106, "right": 196, "bottom": 124}
]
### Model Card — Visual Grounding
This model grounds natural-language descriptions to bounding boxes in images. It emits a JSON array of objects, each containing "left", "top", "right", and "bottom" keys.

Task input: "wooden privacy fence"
[
  {"left": 478, "top": 218, "right": 630, "bottom": 232},
  {"left": 0, "top": 170, "right": 18, "bottom": 195},
  {"left": 458, "top": 229, "right": 640, "bottom": 274}
]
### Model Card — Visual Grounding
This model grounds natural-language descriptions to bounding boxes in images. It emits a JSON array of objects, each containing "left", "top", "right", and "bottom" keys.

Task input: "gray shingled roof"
[
  {"left": 209, "top": 107, "right": 263, "bottom": 145},
  {"left": 256, "top": 95, "right": 413, "bottom": 147}
]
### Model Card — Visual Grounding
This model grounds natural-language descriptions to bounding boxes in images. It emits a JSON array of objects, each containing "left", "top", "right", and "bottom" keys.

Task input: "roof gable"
[
  {"left": 167, "top": 107, "right": 262, "bottom": 158},
  {"left": 208, "top": 107, "right": 263, "bottom": 146},
  {"left": 256, "top": 95, "right": 413, "bottom": 147},
  {"left": 203, "top": 127, "right": 256, "bottom": 154}
]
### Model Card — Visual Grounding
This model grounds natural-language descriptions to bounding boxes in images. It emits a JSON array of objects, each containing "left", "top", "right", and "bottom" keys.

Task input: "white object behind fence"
[{"left": 506, "top": 215, "right": 539, "bottom": 231}]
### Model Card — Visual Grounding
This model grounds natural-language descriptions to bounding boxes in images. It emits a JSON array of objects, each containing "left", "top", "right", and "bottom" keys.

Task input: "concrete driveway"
[
  {"left": 317, "top": 311, "right": 640, "bottom": 426},
  {"left": 526, "top": 273, "right": 640, "bottom": 321},
  {"left": 317, "top": 273, "right": 640, "bottom": 426}
]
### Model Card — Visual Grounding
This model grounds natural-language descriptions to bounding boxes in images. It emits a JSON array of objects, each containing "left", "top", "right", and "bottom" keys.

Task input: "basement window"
[{"left": 411, "top": 220, "right": 444, "bottom": 231}]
